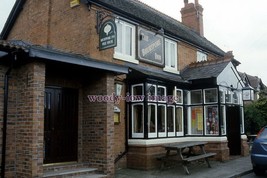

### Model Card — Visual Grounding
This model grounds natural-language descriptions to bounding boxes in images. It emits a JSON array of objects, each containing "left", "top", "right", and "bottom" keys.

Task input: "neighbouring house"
[
  {"left": 0, "top": 0, "right": 249, "bottom": 177},
  {"left": 239, "top": 72, "right": 267, "bottom": 102}
]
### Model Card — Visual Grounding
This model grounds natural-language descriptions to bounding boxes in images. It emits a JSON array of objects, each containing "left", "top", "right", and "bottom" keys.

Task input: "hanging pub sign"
[
  {"left": 99, "top": 19, "right": 117, "bottom": 50},
  {"left": 138, "top": 27, "right": 164, "bottom": 66}
]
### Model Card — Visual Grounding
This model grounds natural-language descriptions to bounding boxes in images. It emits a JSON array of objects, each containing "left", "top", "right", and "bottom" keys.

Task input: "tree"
[{"left": 244, "top": 91, "right": 267, "bottom": 135}]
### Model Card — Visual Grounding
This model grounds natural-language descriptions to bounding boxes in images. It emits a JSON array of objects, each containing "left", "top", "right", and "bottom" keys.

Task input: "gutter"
[{"left": 1, "top": 53, "right": 16, "bottom": 178}]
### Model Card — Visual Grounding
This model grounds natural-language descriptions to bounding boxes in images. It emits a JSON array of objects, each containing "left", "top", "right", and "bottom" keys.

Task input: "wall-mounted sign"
[
  {"left": 138, "top": 27, "right": 164, "bottom": 66},
  {"left": 99, "top": 19, "right": 117, "bottom": 50}
]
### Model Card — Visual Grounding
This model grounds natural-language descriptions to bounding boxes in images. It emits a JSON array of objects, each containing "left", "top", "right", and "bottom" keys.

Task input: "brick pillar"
[
  {"left": 82, "top": 72, "right": 115, "bottom": 177},
  {"left": 14, "top": 62, "right": 45, "bottom": 177},
  {"left": 241, "top": 137, "right": 249, "bottom": 156}
]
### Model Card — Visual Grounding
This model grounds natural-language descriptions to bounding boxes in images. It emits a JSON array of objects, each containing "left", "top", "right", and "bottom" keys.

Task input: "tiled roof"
[
  {"left": 181, "top": 60, "right": 229, "bottom": 81},
  {"left": 90, "top": 0, "right": 225, "bottom": 56},
  {"left": 239, "top": 72, "right": 266, "bottom": 90}
]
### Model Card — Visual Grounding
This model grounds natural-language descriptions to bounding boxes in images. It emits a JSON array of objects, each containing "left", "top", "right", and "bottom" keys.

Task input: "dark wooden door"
[
  {"left": 44, "top": 87, "right": 78, "bottom": 164},
  {"left": 226, "top": 105, "right": 241, "bottom": 155}
]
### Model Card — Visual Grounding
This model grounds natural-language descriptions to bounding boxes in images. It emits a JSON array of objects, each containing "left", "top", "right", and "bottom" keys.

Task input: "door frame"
[{"left": 226, "top": 105, "right": 241, "bottom": 155}]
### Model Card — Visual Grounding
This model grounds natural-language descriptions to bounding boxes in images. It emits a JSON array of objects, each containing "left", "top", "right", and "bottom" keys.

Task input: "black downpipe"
[{"left": 1, "top": 54, "right": 15, "bottom": 178}]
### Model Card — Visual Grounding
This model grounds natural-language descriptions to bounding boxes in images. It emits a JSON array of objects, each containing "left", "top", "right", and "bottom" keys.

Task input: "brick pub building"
[{"left": 0, "top": 0, "right": 249, "bottom": 177}]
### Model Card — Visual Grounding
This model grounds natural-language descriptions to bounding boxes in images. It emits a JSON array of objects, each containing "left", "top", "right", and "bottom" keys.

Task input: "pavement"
[{"left": 115, "top": 155, "right": 253, "bottom": 178}]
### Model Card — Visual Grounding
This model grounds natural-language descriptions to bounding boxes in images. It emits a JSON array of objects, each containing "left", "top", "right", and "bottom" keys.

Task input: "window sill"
[
  {"left": 114, "top": 53, "right": 139, "bottom": 64},
  {"left": 163, "top": 67, "right": 180, "bottom": 74}
]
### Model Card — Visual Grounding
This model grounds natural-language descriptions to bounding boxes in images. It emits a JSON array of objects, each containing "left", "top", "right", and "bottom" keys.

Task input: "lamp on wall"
[{"left": 242, "top": 86, "right": 254, "bottom": 101}]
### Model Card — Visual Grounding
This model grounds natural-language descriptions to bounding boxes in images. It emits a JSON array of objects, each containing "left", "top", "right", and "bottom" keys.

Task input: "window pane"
[
  {"left": 165, "top": 41, "right": 170, "bottom": 66},
  {"left": 125, "top": 26, "right": 132, "bottom": 56},
  {"left": 225, "top": 92, "right": 232, "bottom": 103},
  {"left": 133, "top": 104, "right": 143, "bottom": 133},
  {"left": 220, "top": 90, "right": 225, "bottom": 103},
  {"left": 205, "top": 106, "right": 219, "bottom": 135},
  {"left": 115, "top": 22, "right": 123, "bottom": 53},
  {"left": 175, "top": 107, "right": 183, "bottom": 132},
  {"left": 220, "top": 106, "right": 226, "bottom": 135},
  {"left": 133, "top": 85, "right": 142, "bottom": 96},
  {"left": 167, "top": 107, "right": 174, "bottom": 132},
  {"left": 158, "top": 105, "right": 166, "bottom": 133},
  {"left": 147, "top": 84, "right": 156, "bottom": 101},
  {"left": 191, "top": 90, "right": 202, "bottom": 104},
  {"left": 205, "top": 89, "right": 218, "bottom": 103},
  {"left": 190, "top": 106, "right": 203, "bottom": 134},
  {"left": 157, "top": 86, "right": 166, "bottom": 102},
  {"left": 148, "top": 104, "right": 156, "bottom": 133},
  {"left": 233, "top": 92, "right": 239, "bottom": 104},
  {"left": 170, "top": 43, "right": 175, "bottom": 67},
  {"left": 175, "top": 89, "right": 183, "bottom": 104}
]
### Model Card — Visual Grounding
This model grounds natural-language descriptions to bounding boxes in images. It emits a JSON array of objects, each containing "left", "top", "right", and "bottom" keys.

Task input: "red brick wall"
[
  {"left": 82, "top": 72, "right": 115, "bottom": 176},
  {"left": 0, "top": 62, "right": 46, "bottom": 177}
]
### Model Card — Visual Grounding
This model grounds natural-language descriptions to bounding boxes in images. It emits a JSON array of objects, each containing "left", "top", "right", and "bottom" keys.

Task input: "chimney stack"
[{"left": 181, "top": 0, "right": 204, "bottom": 36}]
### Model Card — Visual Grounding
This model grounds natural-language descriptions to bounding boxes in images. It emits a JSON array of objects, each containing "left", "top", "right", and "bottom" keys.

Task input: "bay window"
[{"left": 130, "top": 83, "right": 183, "bottom": 138}]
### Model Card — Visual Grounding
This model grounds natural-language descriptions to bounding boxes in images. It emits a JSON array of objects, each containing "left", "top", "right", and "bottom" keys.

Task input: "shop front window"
[
  {"left": 176, "top": 107, "right": 183, "bottom": 136},
  {"left": 205, "top": 106, "right": 219, "bottom": 135},
  {"left": 189, "top": 106, "right": 203, "bottom": 135}
]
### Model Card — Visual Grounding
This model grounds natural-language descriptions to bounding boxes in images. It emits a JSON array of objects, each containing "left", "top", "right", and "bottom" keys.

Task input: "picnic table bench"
[{"left": 158, "top": 141, "right": 216, "bottom": 175}]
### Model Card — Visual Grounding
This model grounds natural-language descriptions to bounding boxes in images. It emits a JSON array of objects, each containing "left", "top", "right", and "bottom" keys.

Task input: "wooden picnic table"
[{"left": 159, "top": 141, "right": 216, "bottom": 175}]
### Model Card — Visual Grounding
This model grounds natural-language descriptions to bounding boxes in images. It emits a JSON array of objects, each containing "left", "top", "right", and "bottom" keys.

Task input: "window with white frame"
[
  {"left": 197, "top": 51, "right": 207, "bottom": 62},
  {"left": 174, "top": 87, "right": 183, "bottom": 104},
  {"left": 114, "top": 19, "right": 137, "bottom": 63},
  {"left": 158, "top": 104, "right": 167, "bottom": 137},
  {"left": 191, "top": 90, "right": 203, "bottom": 104},
  {"left": 148, "top": 103, "right": 157, "bottom": 138},
  {"left": 240, "top": 107, "right": 245, "bottom": 134},
  {"left": 188, "top": 106, "right": 203, "bottom": 135},
  {"left": 220, "top": 106, "right": 226, "bottom": 135},
  {"left": 204, "top": 88, "right": 218, "bottom": 103},
  {"left": 132, "top": 103, "right": 144, "bottom": 138},
  {"left": 164, "top": 38, "right": 178, "bottom": 73},
  {"left": 131, "top": 84, "right": 144, "bottom": 102},
  {"left": 167, "top": 106, "right": 175, "bottom": 136},
  {"left": 175, "top": 106, "right": 183, "bottom": 136},
  {"left": 205, "top": 106, "right": 219, "bottom": 135},
  {"left": 157, "top": 86, "right": 166, "bottom": 102}
]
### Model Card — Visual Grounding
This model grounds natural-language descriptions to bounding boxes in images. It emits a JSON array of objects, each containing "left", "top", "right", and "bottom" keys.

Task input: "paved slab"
[{"left": 115, "top": 156, "right": 252, "bottom": 178}]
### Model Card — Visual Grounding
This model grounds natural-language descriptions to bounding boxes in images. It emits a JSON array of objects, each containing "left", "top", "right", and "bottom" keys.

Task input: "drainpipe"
[{"left": 1, "top": 53, "right": 16, "bottom": 178}]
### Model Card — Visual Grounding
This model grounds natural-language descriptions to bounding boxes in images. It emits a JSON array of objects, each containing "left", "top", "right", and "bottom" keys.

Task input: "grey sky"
[{"left": 1, "top": 0, "right": 267, "bottom": 84}]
